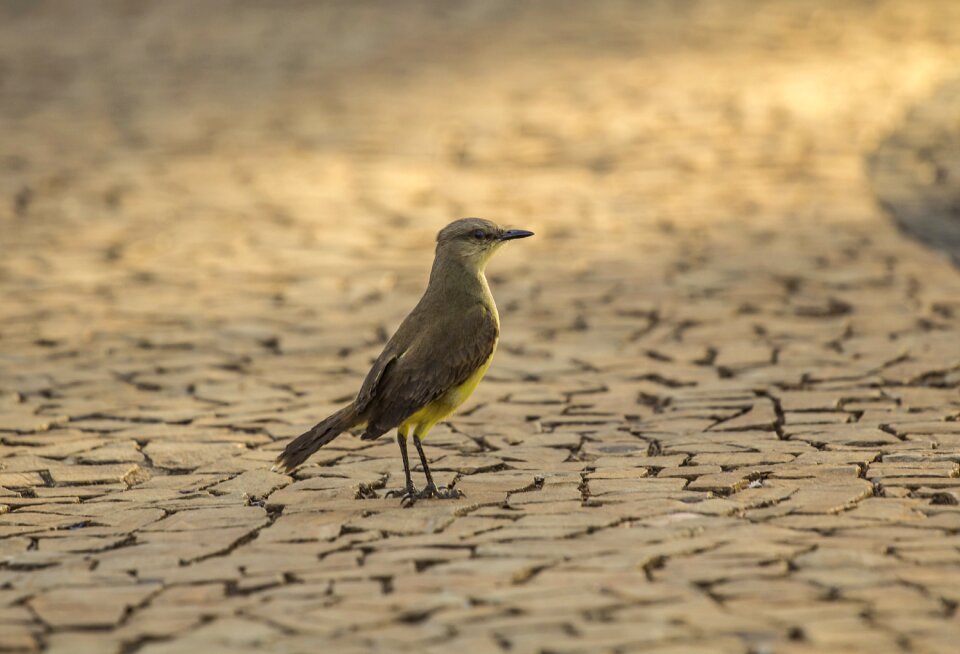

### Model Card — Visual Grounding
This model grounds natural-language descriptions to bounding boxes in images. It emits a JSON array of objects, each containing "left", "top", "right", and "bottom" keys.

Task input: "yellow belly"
[{"left": 400, "top": 348, "right": 495, "bottom": 438}]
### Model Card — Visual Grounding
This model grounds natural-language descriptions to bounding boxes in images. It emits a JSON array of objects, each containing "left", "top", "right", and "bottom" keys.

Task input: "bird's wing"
[
  {"left": 361, "top": 304, "right": 499, "bottom": 438},
  {"left": 354, "top": 299, "right": 432, "bottom": 414},
  {"left": 355, "top": 348, "right": 399, "bottom": 414}
]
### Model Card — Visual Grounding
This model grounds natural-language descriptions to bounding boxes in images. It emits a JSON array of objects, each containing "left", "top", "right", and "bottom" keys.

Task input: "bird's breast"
[
  {"left": 401, "top": 338, "right": 498, "bottom": 436},
  {"left": 445, "top": 339, "right": 497, "bottom": 407},
  {"left": 478, "top": 273, "right": 500, "bottom": 329}
]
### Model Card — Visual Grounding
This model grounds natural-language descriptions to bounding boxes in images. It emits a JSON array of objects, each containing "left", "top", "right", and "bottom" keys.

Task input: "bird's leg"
[
  {"left": 385, "top": 431, "right": 418, "bottom": 503},
  {"left": 413, "top": 434, "right": 463, "bottom": 500},
  {"left": 412, "top": 434, "right": 436, "bottom": 490}
]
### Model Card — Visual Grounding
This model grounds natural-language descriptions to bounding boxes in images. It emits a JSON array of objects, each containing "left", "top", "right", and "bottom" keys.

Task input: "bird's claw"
[
  {"left": 389, "top": 482, "right": 463, "bottom": 506},
  {"left": 416, "top": 483, "right": 464, "bottom": 501},
  {"left": 386, "top": 484, "right": 418, "bottom": 501}
]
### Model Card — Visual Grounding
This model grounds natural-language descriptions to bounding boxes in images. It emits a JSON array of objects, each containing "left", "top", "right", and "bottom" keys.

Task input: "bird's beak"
[{"left": 499, "top": 229, "right": 534, "bottom": 241}]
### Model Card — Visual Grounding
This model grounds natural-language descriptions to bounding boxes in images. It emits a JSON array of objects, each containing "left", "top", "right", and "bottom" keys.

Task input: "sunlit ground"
[
  {"left": 2, "top": 1, "right": 958, "bottom": 357},
  {"left": 2, "top": 2, "right": 960, "bottom": 652}
]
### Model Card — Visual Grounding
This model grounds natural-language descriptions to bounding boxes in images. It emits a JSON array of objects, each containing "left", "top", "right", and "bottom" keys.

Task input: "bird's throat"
[{"left": 426, "top": 251, "right": 500, "bottom": 326}]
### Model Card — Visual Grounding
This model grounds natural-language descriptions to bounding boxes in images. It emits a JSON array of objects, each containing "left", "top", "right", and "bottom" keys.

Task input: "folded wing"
[{"left": 360, "top": 304, "right": 498, "bottom": 439}]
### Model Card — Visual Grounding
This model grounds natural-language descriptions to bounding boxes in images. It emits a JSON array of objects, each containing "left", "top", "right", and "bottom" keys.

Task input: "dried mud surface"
[{"left": 2, "top": 2, "right": 960, "bottom": 653}]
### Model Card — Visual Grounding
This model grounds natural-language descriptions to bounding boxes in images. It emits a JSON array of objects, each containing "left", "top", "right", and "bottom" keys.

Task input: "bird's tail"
[{"left": 272, "top": 403, "right": 360, "bottom": 474}]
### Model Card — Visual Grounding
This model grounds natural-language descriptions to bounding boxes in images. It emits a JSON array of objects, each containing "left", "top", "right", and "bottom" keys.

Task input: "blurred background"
[
  {"left": 2, "top": 0, "right": 960, "bottom": 387},
  {"left": 4, "top": 1, "right": 960, "bottom": 258},
  {"left": 0, "top": 0, "right": 960, "bottom": 402}
]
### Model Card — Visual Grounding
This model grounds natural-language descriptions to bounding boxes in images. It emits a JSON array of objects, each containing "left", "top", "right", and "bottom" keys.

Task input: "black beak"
[{"left": 499, "top": 229, "right": 534, "bottom": 241}]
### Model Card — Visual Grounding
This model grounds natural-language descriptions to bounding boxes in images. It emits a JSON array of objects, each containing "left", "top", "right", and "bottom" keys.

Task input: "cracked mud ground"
[{"left": 2, "top": 2, "right": 960, "bottom": 653}]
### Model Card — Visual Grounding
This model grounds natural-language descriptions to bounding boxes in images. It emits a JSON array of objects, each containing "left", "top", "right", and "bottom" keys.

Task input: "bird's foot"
[
  {"left": 417, "top": 482, "right": 464, "bottom": 500},
  {"left": 386, "top": 483, "right": 419, "bottom": 506},
  {"left": 387, "top": 483, "right": 463, "bottom": 506}
]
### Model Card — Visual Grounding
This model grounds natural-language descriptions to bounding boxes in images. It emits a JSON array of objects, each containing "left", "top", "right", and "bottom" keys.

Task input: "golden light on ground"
[{"left": 2, "top": 2, "right": 960, "bottom": 653}]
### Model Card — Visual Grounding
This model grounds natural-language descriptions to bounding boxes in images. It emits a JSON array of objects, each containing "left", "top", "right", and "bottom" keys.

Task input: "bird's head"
[{"left": 435, "top": 218, "right": 533, "bottom": 271}]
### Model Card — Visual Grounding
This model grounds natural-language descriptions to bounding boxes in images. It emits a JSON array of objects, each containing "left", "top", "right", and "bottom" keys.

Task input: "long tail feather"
[{"left": 272, "top": 403, "right": 359, "bottom": 474}]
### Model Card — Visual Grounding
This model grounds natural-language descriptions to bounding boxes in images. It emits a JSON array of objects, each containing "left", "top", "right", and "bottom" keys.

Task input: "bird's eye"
[{"left": 472, "top": 229, "right": 486, "bottom": 240}]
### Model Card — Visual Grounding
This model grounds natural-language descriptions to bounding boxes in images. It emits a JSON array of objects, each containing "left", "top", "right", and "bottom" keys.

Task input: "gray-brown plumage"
[{"left": 274, "top": 218, "right": 533, "bottom": 501}]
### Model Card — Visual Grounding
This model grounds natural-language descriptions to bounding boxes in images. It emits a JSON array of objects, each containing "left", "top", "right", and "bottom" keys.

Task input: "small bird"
[{"left": 274, "top": 218, "right": 533, "bottom": 501}]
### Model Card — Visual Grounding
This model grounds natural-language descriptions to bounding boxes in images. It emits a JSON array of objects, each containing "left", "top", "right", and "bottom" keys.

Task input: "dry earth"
[{"left": 2, "top": 1, "right": 960, "bottom": 653}]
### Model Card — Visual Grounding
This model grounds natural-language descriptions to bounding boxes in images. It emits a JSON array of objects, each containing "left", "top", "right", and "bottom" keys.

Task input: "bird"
[{"left": 273, "top": 218, "right": 534, "bottom": 502}]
